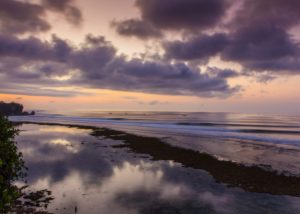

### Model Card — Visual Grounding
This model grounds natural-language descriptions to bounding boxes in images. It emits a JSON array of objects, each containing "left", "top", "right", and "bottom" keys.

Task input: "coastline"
[{"left": 14, "top": 121, "right": 300, "bottom": 197}]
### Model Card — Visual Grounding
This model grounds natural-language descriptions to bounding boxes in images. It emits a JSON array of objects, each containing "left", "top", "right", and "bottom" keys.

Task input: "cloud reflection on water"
[{"left": 15, "top": 124, "right": 300, "bottom": 214}]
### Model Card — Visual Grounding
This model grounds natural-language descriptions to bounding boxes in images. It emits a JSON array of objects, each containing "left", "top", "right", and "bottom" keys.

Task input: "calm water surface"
[{"left": 15, "top": 124, "right": 300, "bottom": 214}]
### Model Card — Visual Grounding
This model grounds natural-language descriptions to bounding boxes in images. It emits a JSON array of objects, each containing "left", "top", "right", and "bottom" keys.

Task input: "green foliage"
[{"left": 0, "top": 115, "right": 25, "bottom": 213}]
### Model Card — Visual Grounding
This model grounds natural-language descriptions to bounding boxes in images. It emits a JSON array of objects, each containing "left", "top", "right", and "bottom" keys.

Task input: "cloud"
[
  {"left": 232, "top": 0, "right": 300, "bottom": 30},
  {"left": 110, "top": 0, "right": 300, "bottom": 77},
  {"left": 113, "top": 0, "right": 231, "bottom": 39},
  {"left": 77, "top": 57, "right": 240, "bottom": 97},
  {"left": 122, "top": 96, "right": 138, "bottom": 100},
  {"left": 135, "top": 0, "right": 229, "bottom": 30},
  {"left": 5, "top": 0, "right": 300, "bottom": 98},
  {"left": 164, "top": 33, "right": 229, "bottom": 61},
  {"left": 0, "top": 0, "right": 50, "bottom": 34},
  {"left": 206, "top": 67, "right": 239, "bottom": 78},
  {"left": 160, "top": 2, "right": 300, "bottom": 74},
  {"left": 42, "top": 0, "right": 82, "bottom": 25},
  {"left": 0, "top": 34, "right": 72, "bottom": 61},
  {"left": 148, "top": 100, "right": 169, "bottom": 105},
  {"left": 112, "top": 19, "right": 162, "bottom": 39},
  {"left": 256, "top": 74, "right": 277, "bottom": 83},
  {"left": 0, "top": 83, "right": 89, "bottom": 97},
  {"left": 222, "top": 25, "right": 300, "bottom": 69},
  {"left": 222, "top": 0, "right": 300, "bottom": 73},
  {"left": 0, "top": 34, "right": 239, "bottom": 98},
  {"left": 161, "top": 24, "right": 300, "bottom": 74},
  {"left": 0, "top": 0, "right": 82, "bottom": 35},
  {"left": 0, "top": 34, "right": 76, "bottom": 85}
]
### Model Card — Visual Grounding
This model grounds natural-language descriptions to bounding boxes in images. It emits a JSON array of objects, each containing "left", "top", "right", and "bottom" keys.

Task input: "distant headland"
[{"left": 0, "top": 101, "right": 35, "bottom": 116}]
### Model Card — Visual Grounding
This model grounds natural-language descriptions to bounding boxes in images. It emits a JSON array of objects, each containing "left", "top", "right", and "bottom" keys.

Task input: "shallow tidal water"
[{"left": 15, "top": 124, "right": 300, "bottom": 214}]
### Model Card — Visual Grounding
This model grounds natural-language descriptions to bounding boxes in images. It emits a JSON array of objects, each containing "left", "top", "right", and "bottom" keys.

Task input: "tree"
[
  {"left": 0, "top": 115, "right": 25, "bottom": 212},
  {"left": 0, "top": 115, "right": 54, "bottom": 213}
]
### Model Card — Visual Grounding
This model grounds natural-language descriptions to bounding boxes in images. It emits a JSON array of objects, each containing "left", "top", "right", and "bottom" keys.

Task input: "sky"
[{"left": 0, "top": 0, "right": 300, "bottom": 115}]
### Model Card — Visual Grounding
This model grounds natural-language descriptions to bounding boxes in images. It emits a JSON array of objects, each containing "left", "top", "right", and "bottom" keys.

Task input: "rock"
[{"left": 0, "top": 101, "right": 35, "bottom": 116}]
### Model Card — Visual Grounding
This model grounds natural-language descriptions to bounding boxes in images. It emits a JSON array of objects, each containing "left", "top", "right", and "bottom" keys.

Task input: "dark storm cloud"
[
  {"left": 112, "top": 19, "right": 162, "bottom": 39},
  {"left": 164, "top": 33, "right": 229, "bottom": 61},
  {"left": 135, "top": 0, "right": 229, "bottom": 30},
  {"left": 0, "top": 0, "right": 82, "bottom": 35},
  {"left": 0, "top": 34, "right": 238, "bottom": 98}
]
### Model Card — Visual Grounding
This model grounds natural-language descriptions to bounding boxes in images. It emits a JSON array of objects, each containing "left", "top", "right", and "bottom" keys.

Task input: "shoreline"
[{"left": 14, "top": 121, "right": 300, "bottom": 197}]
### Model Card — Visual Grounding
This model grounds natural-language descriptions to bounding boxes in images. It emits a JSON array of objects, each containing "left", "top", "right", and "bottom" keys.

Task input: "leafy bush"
[{"left": 0, "top": 115, "right": 25, "bottom": 212}]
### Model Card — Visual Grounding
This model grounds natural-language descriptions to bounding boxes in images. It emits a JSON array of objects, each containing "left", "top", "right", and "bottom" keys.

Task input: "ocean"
[
  {"left": 11, "top": 111, "right": 300, "bottom": 143},
  {"left": 10, "top": 111, "right": 300, "bottom": 174},
  {"left": 8, "top": 112, "right": 300, "bottom": 213}
]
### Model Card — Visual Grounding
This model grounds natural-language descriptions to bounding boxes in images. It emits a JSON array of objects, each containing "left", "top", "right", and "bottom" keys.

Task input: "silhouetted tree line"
[{"left": 0, "top": 102, "right": 35, "bottom": 116}]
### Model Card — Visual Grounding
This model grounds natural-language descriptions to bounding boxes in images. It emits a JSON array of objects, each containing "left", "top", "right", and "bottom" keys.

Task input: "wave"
[
  {"left": 9, "top": 114, "right": 300, "bottom": 147},
  {"left": 177, "top": 122, "right": 300, "bottom": 129},
  {"left": 237, "top": 129, "right": 300, "bottom": 135}
]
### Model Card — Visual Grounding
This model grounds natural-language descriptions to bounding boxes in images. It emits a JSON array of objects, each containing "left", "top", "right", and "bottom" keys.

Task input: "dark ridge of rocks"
[{"left": 92, "top": 128, "right": 300, "bottom": 197}]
